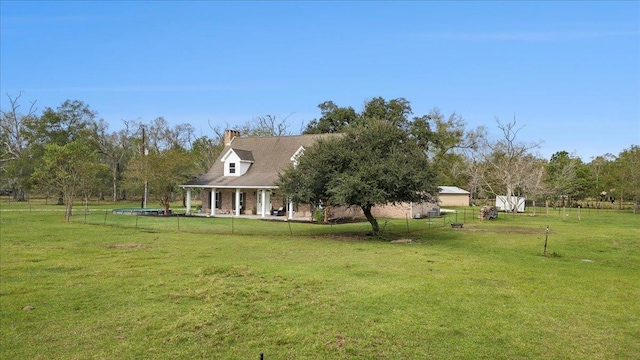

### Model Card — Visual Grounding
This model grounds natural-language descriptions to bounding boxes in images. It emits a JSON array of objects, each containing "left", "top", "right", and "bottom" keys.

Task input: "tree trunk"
[
  {"left": 619, "top": 189, "right": 623, "bottom": 210},
  {"left": 533, "top": 200, "right": 536, "bottom": 216},
  {"left": 16, "top": 188, "right": 25, "bottom": 202},
  {"left": 545, "top": 200, "right": 549, "bottom": 215},
  {"left": 162, "top": 196, "right": 170, "bottom": 216},
  {"left": 65, "top": 201, "right": 73, "bottom": 222},
  {"left": 361, "top": 204, "right": 379, "bottom": 235},
  {"left": 112, "top": 169, "right": 118, "bottom": 203}
]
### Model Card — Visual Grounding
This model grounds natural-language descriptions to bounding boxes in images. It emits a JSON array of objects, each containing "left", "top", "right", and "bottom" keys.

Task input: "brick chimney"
[{"left": 224, "top": 130, "right": 240, "bottom": 146}]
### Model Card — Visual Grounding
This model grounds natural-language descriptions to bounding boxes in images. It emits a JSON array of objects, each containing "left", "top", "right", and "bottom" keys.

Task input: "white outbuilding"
[{"left": 495, "top": 196, "right": 526, "bottom": 212}]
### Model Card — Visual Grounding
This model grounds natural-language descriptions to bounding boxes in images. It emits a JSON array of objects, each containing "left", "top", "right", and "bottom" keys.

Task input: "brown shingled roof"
[
  {"left": 232, "top": 149, "right": 254, "bottom": 162},
  {"left": 183, "top": 133, "right": 338, "bottom": 188}
]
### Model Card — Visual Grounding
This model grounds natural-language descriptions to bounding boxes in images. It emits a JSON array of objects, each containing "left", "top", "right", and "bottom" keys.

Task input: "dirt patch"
[{"left": 106, "top": 243, "right": 151, "bottom": 249}]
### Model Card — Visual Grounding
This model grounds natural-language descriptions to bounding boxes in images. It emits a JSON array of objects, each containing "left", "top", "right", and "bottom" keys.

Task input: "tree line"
[{"left": 1, "top": 93, "right": 638, "bottom": 224}]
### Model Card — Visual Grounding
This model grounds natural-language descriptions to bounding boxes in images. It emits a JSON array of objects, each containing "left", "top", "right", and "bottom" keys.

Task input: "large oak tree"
[{"left": 278, "top": 118, "right": 437, "bottom": 235}]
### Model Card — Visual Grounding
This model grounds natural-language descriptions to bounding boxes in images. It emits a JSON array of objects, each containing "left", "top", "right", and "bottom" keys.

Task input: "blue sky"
[{"left": 1, "top": 1, "right": 639, "bottom": 161}]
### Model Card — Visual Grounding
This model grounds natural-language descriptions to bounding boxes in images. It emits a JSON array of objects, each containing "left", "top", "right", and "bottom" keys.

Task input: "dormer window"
[{"left": 222, "top": 148, "right": 254, "bottom": 176}]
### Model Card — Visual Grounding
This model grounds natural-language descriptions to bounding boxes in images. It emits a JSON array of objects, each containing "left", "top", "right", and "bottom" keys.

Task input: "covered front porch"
[{"left": 182, "top": 186, "right": 306, "bottom": 220}]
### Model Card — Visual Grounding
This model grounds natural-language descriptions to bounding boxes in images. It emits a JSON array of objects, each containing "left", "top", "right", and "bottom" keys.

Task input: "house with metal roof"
[{"left": 438, "top": 186, "right": 471, "bottom": 207}]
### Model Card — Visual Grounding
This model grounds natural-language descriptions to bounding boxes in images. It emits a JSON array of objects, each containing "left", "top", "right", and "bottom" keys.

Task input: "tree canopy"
[
  {"left": 32, "top": 141, "right": 107, "bottom": 221},
  {"left": 124, "top": 147, "right": 197, "bottom": 215}
]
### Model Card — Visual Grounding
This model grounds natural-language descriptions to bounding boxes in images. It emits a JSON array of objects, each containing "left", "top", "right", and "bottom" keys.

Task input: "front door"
[{"left": 257, "top": 190, "right": 272, "bottom": 215}]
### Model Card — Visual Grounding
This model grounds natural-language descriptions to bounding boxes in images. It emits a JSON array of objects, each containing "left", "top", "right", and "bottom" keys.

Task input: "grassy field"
[{"left": 1, "top": 201, "right": 639, "bottom": 359}]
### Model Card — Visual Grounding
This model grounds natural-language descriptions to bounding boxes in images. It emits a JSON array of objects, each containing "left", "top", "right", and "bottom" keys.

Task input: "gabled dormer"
[{"left": 221, "top": 148, "right": 254, "bottom": 176}]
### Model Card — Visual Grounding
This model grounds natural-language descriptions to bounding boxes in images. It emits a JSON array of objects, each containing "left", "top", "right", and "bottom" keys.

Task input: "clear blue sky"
[{"left": 1, "top": 1, "right": 639, "bottom": 161}]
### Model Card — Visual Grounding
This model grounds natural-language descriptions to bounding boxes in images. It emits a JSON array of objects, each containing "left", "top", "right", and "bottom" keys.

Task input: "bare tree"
[
  {"left": 478, "top": 118, "right": 543, "bottom": 212},
  {"left": 141, "top": 117, "right": 196, "bottom": 152},
  {"left": 95, "top": 119, "right": 136, "bottom": 202},
  {"left": 241, "top": 114, "right": 291, "bottom": 137},
  {"left": 0, "top": 93, "right": 36, "bottom": 164},
  {"left": 0, "top": 92, "right": 37, "bottom": 200}
]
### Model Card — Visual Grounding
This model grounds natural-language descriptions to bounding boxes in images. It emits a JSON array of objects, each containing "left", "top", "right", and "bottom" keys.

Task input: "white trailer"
[{"left": 495, "top": 196, "right": 526, "bottom": 212}]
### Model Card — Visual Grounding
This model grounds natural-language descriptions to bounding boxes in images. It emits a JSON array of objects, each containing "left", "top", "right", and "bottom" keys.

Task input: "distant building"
[{"left": 438, "top": 186, "right": 471, "bottom": 207}]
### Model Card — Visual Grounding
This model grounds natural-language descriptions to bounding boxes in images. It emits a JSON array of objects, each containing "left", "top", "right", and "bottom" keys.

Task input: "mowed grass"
[{"left": 1, "top": 203, "right": 639, "bottom": 359}]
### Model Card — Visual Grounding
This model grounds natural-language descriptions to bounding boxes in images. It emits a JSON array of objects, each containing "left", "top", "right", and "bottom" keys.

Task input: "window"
[
  {"left": 231, "top": 192, "right": 245, "bottom": 211},
  {"left": 229, "top": 163, "right": 236, "bottom": 174},
  {"left": 215, "top": 192, "right": 222, "bottom": 209}
]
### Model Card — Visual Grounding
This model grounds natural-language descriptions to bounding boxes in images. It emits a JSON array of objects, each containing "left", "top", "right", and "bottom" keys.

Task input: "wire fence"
[
  {"left": 57, "top": 203, "right": 636, "bottom": 238},
  {"left": 3, "top": 195, "right": 637, "bottom": 238},
  {"left": 70, "top": 209, "right": 458, "bottom": 237}
]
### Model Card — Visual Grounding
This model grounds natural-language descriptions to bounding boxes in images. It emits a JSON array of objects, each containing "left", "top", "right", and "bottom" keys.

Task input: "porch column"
[
  {"left": 235, "top": 188, "right": 241, "bottom": 217},
  {"left": 185, "top": 188, "right": 191, "bottom": 214},
  {"left": 210, "top": 188, "right": 217, "bottom": 217},
  {"left": 288, "top": 198, "right": 294, "bottom": 220},
  {"left": 261, "top": 189, "right": 267, "bottom": 218}
]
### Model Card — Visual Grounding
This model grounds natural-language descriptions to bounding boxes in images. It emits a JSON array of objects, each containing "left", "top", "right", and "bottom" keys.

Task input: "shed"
[
  {"left": 438, "top": 186, "right": 471, "bottom": 207},
  {"left": 495, "top": 196, "right": 526, "bottom": 212}
]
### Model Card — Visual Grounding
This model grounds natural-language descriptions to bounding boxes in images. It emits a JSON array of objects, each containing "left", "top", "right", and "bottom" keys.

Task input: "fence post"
[
  {"left": 406, "top": 214, "right": 410, "bottom": 234},
  {"left": 543, "top": 226, "right": 549, "bottom": 255},
  {"left": 104, "top": 210, "right": 108, "bottom": 225}
]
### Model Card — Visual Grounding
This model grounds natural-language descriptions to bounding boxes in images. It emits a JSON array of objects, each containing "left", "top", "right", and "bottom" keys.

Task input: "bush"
[{"left": 313, "top": 208, "right": 324, "bottom": 222}]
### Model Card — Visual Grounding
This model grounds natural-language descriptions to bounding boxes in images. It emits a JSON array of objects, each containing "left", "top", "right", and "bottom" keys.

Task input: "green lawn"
[{"left": 1, "top": 202, "right": 639, "bottom": 359}]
